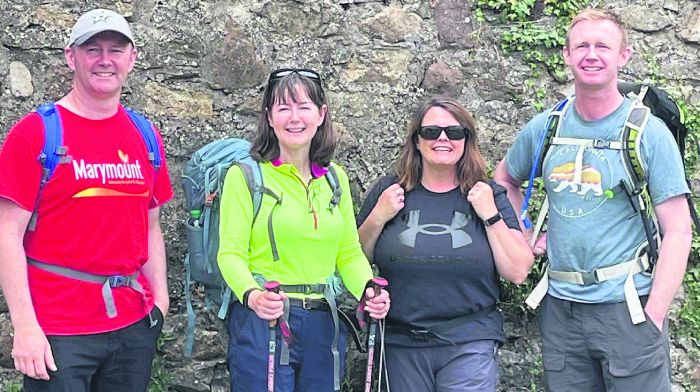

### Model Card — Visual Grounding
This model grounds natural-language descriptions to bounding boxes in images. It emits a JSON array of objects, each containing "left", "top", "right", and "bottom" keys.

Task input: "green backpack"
[{"left": 522, "top": 83, "right": 699, "bottom": 262}]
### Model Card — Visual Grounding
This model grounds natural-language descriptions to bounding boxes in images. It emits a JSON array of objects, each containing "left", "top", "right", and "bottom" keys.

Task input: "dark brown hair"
[
  {"left": 396, "top": 97, "right": 487, "bottom": 194},
  {"left": 251, "top": 71, "right": 336, "bottom": 167}
]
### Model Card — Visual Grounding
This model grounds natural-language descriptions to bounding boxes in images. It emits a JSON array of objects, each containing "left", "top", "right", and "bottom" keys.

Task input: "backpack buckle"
[
  {"left": 580, "top": 270, "right": 598, "bottom": 285},
  {"left": 108, "top": 275, "right": 131, "bottom": 288},
  {"left": 592, "top": 139, "right": 611, "bottom": 149}
]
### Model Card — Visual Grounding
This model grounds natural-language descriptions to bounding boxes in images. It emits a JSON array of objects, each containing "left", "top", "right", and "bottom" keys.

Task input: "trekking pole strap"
[
  {"left": 280, "top": 297, "right": 291, "bottom": 366},
  {"left": 27, "top": 258, "right": 146, "bottom": 320}
]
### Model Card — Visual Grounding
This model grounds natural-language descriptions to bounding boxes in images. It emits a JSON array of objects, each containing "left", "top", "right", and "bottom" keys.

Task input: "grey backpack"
[{"left": 182, "top": 138, "right": 264, "bottom": 356}]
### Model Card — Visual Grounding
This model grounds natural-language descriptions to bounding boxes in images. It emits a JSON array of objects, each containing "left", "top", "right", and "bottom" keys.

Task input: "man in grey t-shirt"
[{"left": 494, "top": 8, "right": 691, "bottom": 391}]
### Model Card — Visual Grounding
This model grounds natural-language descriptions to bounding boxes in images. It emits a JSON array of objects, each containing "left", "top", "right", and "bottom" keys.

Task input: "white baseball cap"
[{"left": 68, "top": 9, "right": 135, "bottom": 46}]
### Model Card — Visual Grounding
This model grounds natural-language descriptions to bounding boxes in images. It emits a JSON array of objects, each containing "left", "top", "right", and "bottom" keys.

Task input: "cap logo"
[{"left": 91, "top": 11, "right": 113, "bottom": 25}]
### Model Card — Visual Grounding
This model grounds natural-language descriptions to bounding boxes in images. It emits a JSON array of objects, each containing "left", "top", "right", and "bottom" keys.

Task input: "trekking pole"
[
  {"left": 264, "top": 281, "right": 281, "bottom": 392},
  {"left": 364, "top": 277, "right": 389, "bottom": 392}
]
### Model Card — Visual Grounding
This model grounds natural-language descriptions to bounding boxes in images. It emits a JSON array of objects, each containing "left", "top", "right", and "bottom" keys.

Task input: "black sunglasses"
[
  {"left": 268, "top": 68, "right": 322, "bottom": 84},
  {"left": 417, "top": 125, "right": 470, "bottom": 140}
]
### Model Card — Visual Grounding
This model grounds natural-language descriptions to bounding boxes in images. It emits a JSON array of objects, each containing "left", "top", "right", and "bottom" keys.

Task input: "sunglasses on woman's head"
[
  {"left": 417, "top": 125, "right": 469, "bottom": 140},
  {"left": 268, "top": 68, "right": 322, "bottom": 84}
]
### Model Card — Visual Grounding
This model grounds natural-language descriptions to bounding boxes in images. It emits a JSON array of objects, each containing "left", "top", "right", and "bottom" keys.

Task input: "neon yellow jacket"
[{"left": 217, "top": 160, "right": 372, "bottom": 301}]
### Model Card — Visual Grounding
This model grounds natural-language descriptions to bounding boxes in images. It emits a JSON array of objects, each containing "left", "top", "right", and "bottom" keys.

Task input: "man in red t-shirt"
[{"left": 0, "top": 9, "right": 173, "bottom": 392}]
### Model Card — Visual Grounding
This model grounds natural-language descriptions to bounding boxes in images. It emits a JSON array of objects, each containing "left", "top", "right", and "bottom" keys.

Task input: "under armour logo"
[
  {"left": 398, "top": 210, "right": 472, "bottom": 248},
  {"left": 91, "top": 11, "right": 113, "bottom": 25}
]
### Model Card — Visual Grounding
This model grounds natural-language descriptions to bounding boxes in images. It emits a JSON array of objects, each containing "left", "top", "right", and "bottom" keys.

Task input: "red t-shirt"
[{"left": 0, "top": 105, "right": 174, "bottom": 335}]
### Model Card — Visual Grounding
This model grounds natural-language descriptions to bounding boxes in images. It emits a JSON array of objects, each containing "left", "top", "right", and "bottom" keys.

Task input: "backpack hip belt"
[
  {"left": 525, "top": 244, "right": 651, "bottom": 324},
  {"left": 27, "top": 258, "right": 157, "bottom": 327}
]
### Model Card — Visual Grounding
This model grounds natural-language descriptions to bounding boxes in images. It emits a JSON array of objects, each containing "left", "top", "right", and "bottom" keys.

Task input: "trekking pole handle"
[
  {"left": 369, "top": 277, "right": 388, "bottom": 297},
  {"left": 368, "top": 277, "right": 388, "bottom": 323},
  {"left": 264, "top": 280, "right": 281, "bottom": 328}
]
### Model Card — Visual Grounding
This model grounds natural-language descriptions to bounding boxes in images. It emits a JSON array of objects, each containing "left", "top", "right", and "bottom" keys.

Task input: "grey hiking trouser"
[
  {"left": 539, "top": 295, "right": 671, "bottom": 392},
  {"left": 385, "top": 339, "right": 499, "bottom": 392}
]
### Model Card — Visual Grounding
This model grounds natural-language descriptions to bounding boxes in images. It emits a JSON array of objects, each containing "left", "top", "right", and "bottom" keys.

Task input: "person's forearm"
[
  {"left": 0, "top": 240, "right": 38, "bottom": 329},
  {"left": 357, "top": 211, "right": 386, "bottom": 263},
  {"left": 142, "top": 209, "right": 169, "bottom": 312},
  {"left": 487, "top": 225, "right": 533, "bottom": 284},
  {"left": 0, "top": 200, "right": 39, "bottom": 329},
  {"left": 645, "top": 229, "right": 691, "bottom": 321}
]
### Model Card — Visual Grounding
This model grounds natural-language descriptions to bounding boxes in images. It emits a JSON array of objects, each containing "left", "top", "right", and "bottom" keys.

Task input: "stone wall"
[{"left": 1, "top": 0, "right": 700, "bottom": 390}]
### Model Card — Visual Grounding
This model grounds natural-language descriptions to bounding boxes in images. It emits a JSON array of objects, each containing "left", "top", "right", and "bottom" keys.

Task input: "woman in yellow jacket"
[{"left": 217, "top": 68, "right": 390, "bottom": 392}]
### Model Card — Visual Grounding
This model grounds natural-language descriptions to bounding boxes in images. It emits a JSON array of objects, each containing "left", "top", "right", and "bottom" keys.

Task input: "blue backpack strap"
[
  {"left": 29, "top": 103, "right": 68, "bottom": 231},
  {"left": 124, "top": 107, "right": 161, "bottom": 168},
  {"left": 35, "top": 103, "right": 66, "bottom": 185},
  {"left": 520, "top": 98, "right": 570, "bottom": 229}
]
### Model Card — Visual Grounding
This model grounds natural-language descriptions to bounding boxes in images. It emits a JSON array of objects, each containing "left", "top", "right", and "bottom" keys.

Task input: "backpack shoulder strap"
[
  {"left": 620, "top": 98, "right": 652, "bottom": 193},
  {"left": 536, "top": 98, "right": 571, "bottom": 174},
  {"left": 29, "top": 103, "right": 68, "bottom": 231},
  {"left": 520, "top": 97, "right": 571, "bottom": 229},
  {"left": 124, "top": 107, "right": 161, "bottom": 169},
  {"left": 237, "top": 162, "right": 263, "bottom": 221},
  {"left": 236, "top": 161, "right": 281, "bottom": 223},
  {"left": 324, "top": 163, "right": 342, "bottom": 210},
  {"left": 35, "top": 103, "right": 67, "bottom": 185}
]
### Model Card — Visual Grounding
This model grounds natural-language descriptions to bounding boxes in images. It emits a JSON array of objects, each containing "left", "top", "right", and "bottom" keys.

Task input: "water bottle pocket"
[{"left": 185, "top": 220, "right": 210, "bottom": 282}]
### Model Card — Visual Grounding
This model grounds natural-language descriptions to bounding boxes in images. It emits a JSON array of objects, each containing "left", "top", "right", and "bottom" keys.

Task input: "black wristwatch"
[{"left": 483, "top": 212, "right": 503, "bottom": 226}]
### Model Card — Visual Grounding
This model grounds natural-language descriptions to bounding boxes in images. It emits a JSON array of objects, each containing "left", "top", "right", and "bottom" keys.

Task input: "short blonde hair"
[{"left": 566, "top": 8, "right": 627, "bottom": 49}]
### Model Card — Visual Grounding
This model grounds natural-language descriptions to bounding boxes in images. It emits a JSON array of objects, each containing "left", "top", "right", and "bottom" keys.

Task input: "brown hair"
[
  {"left": 567, "top": 8, "right": 627, "bottom": 49},
  {"left": 251, "top": 72, "right": 336, "bottom": 167},
  {"left": 396, "top": 97, "right": 487, "bottom": 194}
]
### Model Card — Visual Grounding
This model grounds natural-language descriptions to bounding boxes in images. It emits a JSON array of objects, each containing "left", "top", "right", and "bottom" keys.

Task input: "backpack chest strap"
[
  {"left": 550, "top": 137, "right": 623, "bottom": 185},
  {"left": 551, "top": 137, "right": 623, "bottom": 150}
]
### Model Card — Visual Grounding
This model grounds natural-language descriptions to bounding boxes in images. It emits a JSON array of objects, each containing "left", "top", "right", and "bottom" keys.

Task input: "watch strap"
[{"left": 483, "top": 212, "right": 503, "bottom": 226}]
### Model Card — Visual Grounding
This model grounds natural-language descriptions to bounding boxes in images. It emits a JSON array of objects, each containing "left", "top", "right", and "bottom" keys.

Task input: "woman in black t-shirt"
[{"left": 357, "top": 97, "right": 534, "bottom": 392}]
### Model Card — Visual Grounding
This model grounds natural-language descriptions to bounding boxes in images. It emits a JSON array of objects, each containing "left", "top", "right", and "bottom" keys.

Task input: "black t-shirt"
[{"left": 356, "top": 176, "right": 520, "bottom": 347}]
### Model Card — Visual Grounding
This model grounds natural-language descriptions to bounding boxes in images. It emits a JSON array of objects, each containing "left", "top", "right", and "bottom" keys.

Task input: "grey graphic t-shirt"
[
  {"left": 506, "top": 97, "right": 689, "bottom": 303},
  {"left": 357, "top": 177, "right": 520, "bottom": 347}
]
